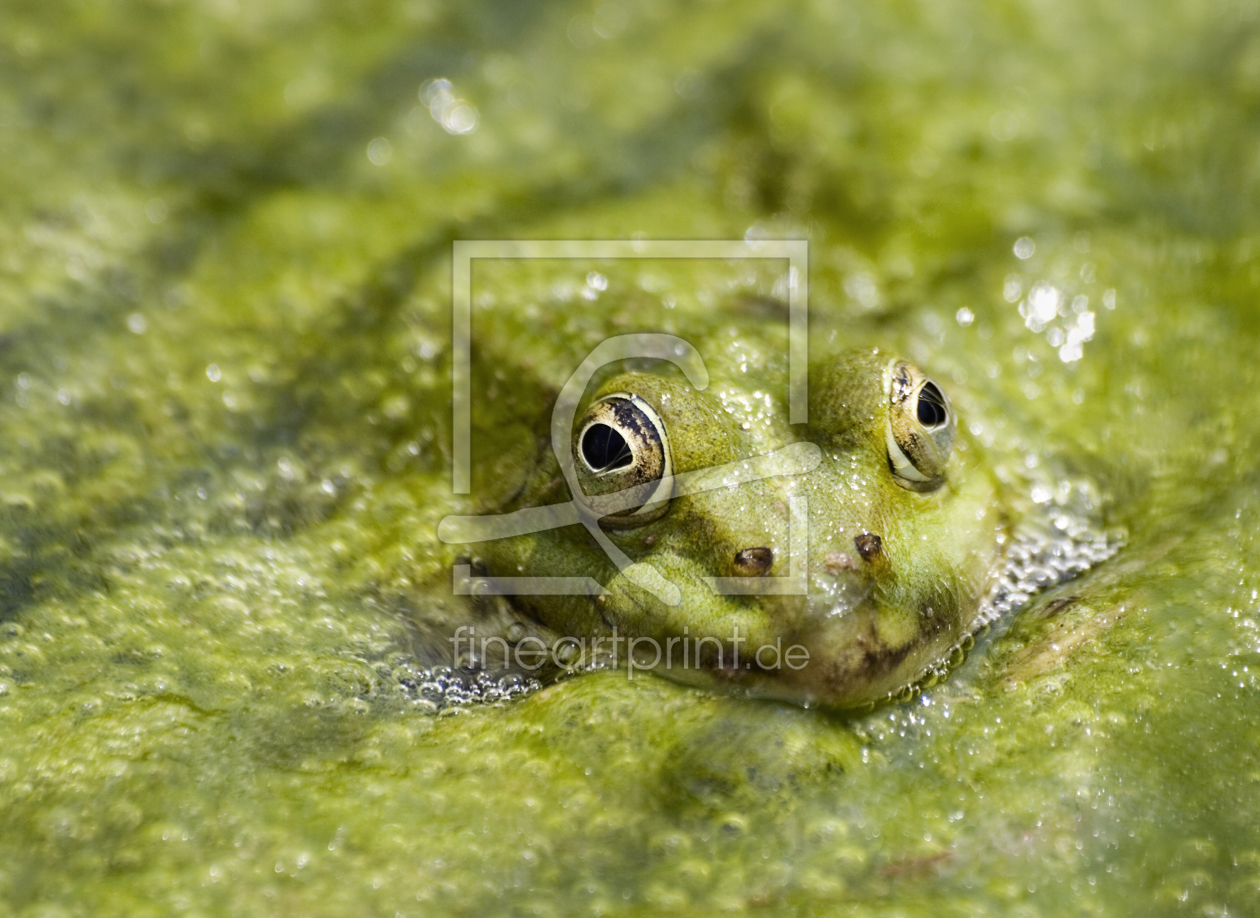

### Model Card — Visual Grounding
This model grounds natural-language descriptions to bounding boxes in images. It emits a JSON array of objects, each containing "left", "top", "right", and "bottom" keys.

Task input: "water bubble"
[
  {"left": 955, "top": 307, "right": 975, "bottom": 327},
  {"left": 1014, "top": 237, "right": 1036, "bottom": 260},
  {"left": 1059, "top": 311, "right": 1095, "bottom": 363},
  {"left": 1022, "top": 281, "right": 1061, "bottom": 331},
  {"left": 145, "top": 198, "right": 168, "bottom": 224},
  {"left": 419, "top": 79, "right": 451, "bottom": 105},
  {"left": 592, "top": 0, "right": 629, "bottom": 39},
  {"left": 206, "top": 364, "right": 222, "bottom": 382},
  {"left": 844, "top": 272, "right": 880, "bottom": 309},
  {"left": 1004, "top": 274, "right": 1023, "bottom": 302},
  {"left": 366, "top": 137, "right": 392, "bottom": 166},
  {"left": 910, "top": 148, "right": 940, "bottom": 177},
  {"left": 977, "top": 520, "right": 1119, "bottom": 627},
  {"left": 991, "top": 111, "right": 1020, "bottom": 141},
  {"left": 566, "top": 15, "right": 596, "bottom": 49},
  {"left": 395, "top": 663, "right": 542, "bottom": 710},
  {"left": 419, "top": 78, "right": 479, "bottom": 135},
  {"left": 443, "top": 104, "right": 478, "bottom": 134}
]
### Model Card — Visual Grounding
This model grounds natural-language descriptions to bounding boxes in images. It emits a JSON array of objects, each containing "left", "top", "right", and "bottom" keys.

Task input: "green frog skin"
[{"left": 442, "top": 345, "right": 1008, "bottom": 709}]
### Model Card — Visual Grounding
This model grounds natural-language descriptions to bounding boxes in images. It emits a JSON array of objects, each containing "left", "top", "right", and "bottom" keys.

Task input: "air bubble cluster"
[
  {"left": 977, "top": 524, "right": 1119, "bottom": 627},
  {"left": 393, "top": 664, "right": 542, "bottom": 712},
  {"left": 902, "top": 507, "right": 1121, "bottom": 700}
]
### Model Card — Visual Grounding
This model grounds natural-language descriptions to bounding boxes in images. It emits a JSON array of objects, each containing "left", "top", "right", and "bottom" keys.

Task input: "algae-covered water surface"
[{"left": 3, "top": 0, "right": 1260, "bottom": 915}]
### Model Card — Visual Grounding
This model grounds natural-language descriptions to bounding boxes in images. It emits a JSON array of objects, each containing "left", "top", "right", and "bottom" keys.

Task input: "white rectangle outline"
[{"left": 451, "top": 239, "right": 809, "bottom": 493}]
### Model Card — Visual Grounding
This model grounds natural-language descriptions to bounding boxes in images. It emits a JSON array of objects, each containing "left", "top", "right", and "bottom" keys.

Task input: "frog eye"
[
  {"left": 885, "top": 362, "right": 956, "bottom": 492},
  {"left": 572, "top": 393, "right": 673, "bottom": 527}
]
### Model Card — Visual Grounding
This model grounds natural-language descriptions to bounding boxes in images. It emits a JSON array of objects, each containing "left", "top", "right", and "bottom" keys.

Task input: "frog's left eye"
[
  {"left": 572, "top": 393, "right": 673, "bottom": 527},
  {"left": 885, "top": 362, "right": 956, "bottom": 492}
]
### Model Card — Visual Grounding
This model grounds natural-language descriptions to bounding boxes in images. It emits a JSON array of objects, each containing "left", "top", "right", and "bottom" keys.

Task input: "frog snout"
[{"left": 806, "top": 532, "right": 884, "bottom": 620}]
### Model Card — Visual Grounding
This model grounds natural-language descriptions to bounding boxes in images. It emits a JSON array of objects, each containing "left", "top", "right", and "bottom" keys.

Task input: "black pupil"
[
  {"left": 916, "top": 382, "right": 948, "bottom": 427},
  {"left": 581, "top": 423, "right": 633, "bottom": 471}
]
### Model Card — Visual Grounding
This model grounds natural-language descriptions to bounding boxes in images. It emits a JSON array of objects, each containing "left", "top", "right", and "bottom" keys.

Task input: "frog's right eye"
[
  {"left": 885, "top": 361, "right": 956, "bottom": 492},
  {"left": 572, "top": 393, "right": 673, "bottom": 528}
]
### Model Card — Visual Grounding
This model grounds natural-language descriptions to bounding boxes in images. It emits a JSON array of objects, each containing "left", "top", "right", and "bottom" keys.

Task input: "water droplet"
[
  {"left": 366, "top": 137, "right": 392, "bottom": 166},
  {"left": 1004, "top": 274, "right": 1023, "bottom": 302},
  {"left": 442, "top": 104, "right": 478, "bottom": 135},
  {"left": 146, "top": 198, "right": 168, "bottom": 224},
  {"left": 991, "top": 111, "right": 1020, "bottom": 141}
]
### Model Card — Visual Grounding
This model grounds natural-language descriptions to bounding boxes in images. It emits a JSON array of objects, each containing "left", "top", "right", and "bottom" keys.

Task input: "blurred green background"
[{"left": 2, "top": 0, "right": 1260, "bottom": 915}]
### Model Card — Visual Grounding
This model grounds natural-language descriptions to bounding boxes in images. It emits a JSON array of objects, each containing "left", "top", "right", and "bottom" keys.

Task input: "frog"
[{"left": 433, "top": 332, "right": 1016, "bottom": 709}]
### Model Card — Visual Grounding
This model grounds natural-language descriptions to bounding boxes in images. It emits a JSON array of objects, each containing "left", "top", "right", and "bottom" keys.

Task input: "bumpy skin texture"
[{"left": 463, "top": 348, "right": 1008, "bottom": 709}]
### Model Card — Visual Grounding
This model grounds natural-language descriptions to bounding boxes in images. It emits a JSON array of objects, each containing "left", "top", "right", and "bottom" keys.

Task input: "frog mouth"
[{"left": 808, "top": 574, "right": 876, "bottom": 622}]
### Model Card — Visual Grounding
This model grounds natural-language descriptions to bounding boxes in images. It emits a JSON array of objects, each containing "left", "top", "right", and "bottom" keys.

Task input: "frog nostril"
[
  {"left": 733, "top": 547, "right": 774, "bottom": 576},
  {"left": 854, "top": 533, "right": 883, "bottom": 562}
]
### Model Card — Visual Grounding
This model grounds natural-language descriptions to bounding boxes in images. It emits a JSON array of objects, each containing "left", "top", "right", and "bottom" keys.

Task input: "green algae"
[{"left": 3, "top": 0, "right": 1260, "bottom": 915}]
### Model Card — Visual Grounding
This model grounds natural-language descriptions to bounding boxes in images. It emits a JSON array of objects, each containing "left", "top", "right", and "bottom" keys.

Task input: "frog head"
[{"left": 461, "top": 346, "right": 1006, "bottom": 709}]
